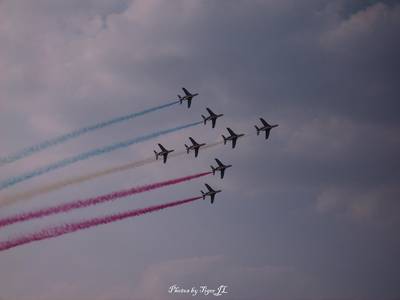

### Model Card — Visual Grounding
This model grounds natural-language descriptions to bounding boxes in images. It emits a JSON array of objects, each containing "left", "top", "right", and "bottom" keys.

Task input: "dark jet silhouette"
[
  {"left": 210, "top": 158, "right": 232, "bottom": 179},
  {"left": 201, "top": 107, "right": 223, "bottom": 128},
  {"left": 222, "top": 128, "right": 245, "bottom": 149},
  {"left": 178, "top": 87, "right": 199, "bottom": 108},
  {"left": 185, "top": 137, "right": 206, "bottom": 158},
  {"left": 255, "top": 118, "right": 278, "bottom": 139},
  {"left": 154, "top": 143, "right": 174, "bottom": 163},
  {"left": 201, "top": 183, "right": 221, "bottom": 204}
]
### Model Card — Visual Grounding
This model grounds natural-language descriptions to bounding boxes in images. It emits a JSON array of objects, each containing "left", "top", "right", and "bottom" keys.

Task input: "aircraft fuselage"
[
  {"left": 226, "top": 134, "right": 244, "bottom": 140},
  {"left": 215, "top": 165, "right": 231, "bottom": 172},
  {"left": 260, "top": 124, "right": 278, "bottom": 131}
]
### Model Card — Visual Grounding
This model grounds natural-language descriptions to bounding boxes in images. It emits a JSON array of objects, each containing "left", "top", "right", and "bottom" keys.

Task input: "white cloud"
[
  {"left": 316, "top": 184, "right": 400, "bottom": 225},
  {"left": 321, "top": 2, "right": 400, "bottom": 50},
  {"left": 283, "top": 116, "right": 358, "bottom": 159}
]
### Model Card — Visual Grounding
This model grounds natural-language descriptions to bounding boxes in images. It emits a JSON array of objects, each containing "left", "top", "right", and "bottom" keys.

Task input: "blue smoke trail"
[
  {"left": 0, "top": 121, "right": 202, "bottom": 191},
  {"left": 0, "top": 100, "right": 179, "bottom": 166}
]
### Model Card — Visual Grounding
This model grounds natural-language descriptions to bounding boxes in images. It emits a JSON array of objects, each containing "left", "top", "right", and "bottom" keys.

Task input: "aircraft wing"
[
  {"left": 187, "top": 99, "right": 192, "bottom": 108},
  {"left": 189, "top": 137, "right": 198, "bottom": 146},
  {"left": 260, "top": 118, "right": 269, "bottom": 127},
  {"left": 163, "top": 154, "right": 168, "bottom": 163},
  {"left": 220, "top": 169, "right": 225, "bottom": 179},
  {"left": 205, "top": 183, "right": 212, "bottom": 192},
  {"left": 182, "top": 87, "right": 191, "bottom": 96},
  {"left": 215, "top": 158, "right": 223, "bottom": 166},
  {"left": 206, "top": 107, "right": 215, "bottom": 116},
  {"left": 211, "top": 194, "right": 215, "bottom": 204},
  {"left": 265, "top": 128, "right": 271, "bottom": 139},
  {"left": 194, "top": 147, "right": 199, "bottom": 157},
  {"left": 158, "top": 143, "right": 167, "bottom": 152},
  {"left": 211, "top": 118, "right": 216, "bottom": 128},
  {"left": 227, "top": 127, "right": 235, "bottom": 136},
  {"left": 232, "top": 137, "right": 237, "bottom": 149}
]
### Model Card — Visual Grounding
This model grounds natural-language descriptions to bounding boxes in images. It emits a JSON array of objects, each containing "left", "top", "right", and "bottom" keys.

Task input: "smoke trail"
[
  {"left": 0, "top": 157, "right": 158, "bottom": 207},
  {"left": 201, "top": 140, "right": 225, "bottom": 150},
  {"left": 0, "top": 172, "right": 210, "bottom": 228},
  {"left": 0, "top": 121, "right": 202, "bottom": 191},
  {"left": 0, "top": 196, "right": 201, "bottom": 252},
  {"left": 0, "top": 141, "right": 224, "bottom": 206},
  {"left": 0, "top": 101, "right": 179, "bottom": 166}
]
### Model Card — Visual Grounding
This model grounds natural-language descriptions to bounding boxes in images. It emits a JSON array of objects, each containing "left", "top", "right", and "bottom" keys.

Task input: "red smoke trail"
[
  {"left": 0, "top": 172, "right": 210, "bottom": 228},
  {"left": 0, "top": 196, "right": 202, "bottom": 252}
]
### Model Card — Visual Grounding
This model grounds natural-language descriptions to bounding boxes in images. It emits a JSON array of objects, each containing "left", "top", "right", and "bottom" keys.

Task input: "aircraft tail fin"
[
  {"left": 255, "top": 125, "right": 260, "bottom": 135},
  {"left": 178, "top": 95, "right": 182, "bottom": 104},
  {"left": 154, "top": 150, "right": 159, "bottom": 160},
  {"left": 222, "top": 135, "right": 227, "bottom": 145},
  {"left": 185, "top": 144, "right": 190, "bottom": 153},
  {"left": 211, "top": 165, "right": 216, "bottom": 175},
  {"left": 201, "top": 191, "right": 205, "bottom": 200},
  {"left": 201, "top": 115, "right": 206, "bottom": 125}
]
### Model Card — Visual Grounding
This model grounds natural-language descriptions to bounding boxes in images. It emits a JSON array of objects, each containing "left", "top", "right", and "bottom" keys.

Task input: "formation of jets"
[{"left": 154, "top": 87, "right": 279, "bottom": 203}]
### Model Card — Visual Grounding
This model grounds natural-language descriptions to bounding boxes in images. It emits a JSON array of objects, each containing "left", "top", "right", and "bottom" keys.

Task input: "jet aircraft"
[
  {"left": 201, "top": 183, "right": 221, "bottom": 204},
  {"left": 222, "top": 128, "right": 245, "bottom": 149},
  {"left": 210, "top": 158, "right": 232, "bottom": 179},
  {"left": 255, "top": 118, "right": 278, "bottom": 139},
  {"left": 185, "top": 137, "right": 206, "bottom": 158},
  {"left": 201, "top": 107, "right": 223, "bottom": 128},
  {"left": 178, "top": 87, "right": 198, "bottom": 108},
  {"left": 154, "top": 143, "right": 174, "bottom": 163}
]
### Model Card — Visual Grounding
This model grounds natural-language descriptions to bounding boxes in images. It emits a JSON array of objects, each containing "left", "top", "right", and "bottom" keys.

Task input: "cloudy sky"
[{"left": 0, "top": 0, "right": 399, "bottom": 299}]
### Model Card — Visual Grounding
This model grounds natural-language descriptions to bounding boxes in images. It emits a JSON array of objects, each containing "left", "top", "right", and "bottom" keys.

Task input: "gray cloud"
[{"left": 133, "top": 255, "right": 317, "bottom": 300}]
